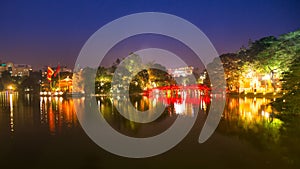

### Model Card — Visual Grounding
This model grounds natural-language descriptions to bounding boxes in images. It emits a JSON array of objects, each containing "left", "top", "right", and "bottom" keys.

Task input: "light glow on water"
[{"left": 9, "top": 94, "right": 14, "bottom": 132}]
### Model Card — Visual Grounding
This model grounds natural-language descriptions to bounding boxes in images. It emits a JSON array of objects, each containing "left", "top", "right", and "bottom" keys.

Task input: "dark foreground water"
[{"left": 0, "top": 92, "right": 299, "bottom": 169}]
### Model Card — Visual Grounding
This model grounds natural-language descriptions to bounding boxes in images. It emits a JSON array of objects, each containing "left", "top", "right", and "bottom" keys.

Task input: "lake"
[{"left": 0, "top": 91, "right": 299, "bottom": 169}]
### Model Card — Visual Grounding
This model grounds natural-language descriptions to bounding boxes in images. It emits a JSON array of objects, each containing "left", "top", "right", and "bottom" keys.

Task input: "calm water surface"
[{"left": 0, "top": 92, "right": 299, "bottom": 169}]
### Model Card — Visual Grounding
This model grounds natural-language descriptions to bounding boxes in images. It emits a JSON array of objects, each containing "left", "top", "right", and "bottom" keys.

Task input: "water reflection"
[
  {"left": 1, "top": 91, "right": 300, "bottom": 167},
  {"left": 40, "top": 96, "right": 78, "bottom": 135},
  {"left": 0, "top": 92, "right": 284, "bottom": 140},
  {"left": 84, "top": 92, "right": 211, "bottom": 137},
  {"left": 9, "top": 93, "right": 14, "bottom": 132},
  {"left": 220, "top": 97, "right": 283, "bottom": 147},
  {"left": 152, "top": 90, "right": 211, "bottom": 116},
  {"left": 224, "top": 97, "right": 281, "bottom": 123},
  {"left": 0, "top": 92, "right": 79, "bottom": 135},
  {"left": 3, "top": 92, "right": 282, "bottom": 135}
]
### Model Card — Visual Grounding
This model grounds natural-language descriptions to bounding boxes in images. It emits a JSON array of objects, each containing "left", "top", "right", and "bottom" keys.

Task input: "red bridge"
[
  {"left": 145, "top": 84, "right": 211, "bottom": 94},
  {"left": 144, "top": 84, "right": 211, "bottom": 105}
]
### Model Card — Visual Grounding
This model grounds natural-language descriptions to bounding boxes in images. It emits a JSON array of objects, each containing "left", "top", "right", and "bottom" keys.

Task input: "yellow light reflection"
[
  {"left": 9, "top": 94, "right": 14, "bottom": 132},
  {"left": 39, "top": 96, "right": 78, "bottom": 134},
  {"left": 223, "top": 97, "right": 283, "bottom": 143}
]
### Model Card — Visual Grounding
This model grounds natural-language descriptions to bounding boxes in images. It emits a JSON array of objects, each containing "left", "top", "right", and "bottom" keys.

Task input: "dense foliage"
[{"left": 219, "top": 29, "right": 300, "bottom": 114}]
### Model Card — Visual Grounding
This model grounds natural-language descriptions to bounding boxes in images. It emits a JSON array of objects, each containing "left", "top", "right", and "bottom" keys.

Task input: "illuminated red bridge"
[
  {"left": 144, "top": 84, "right": 212, "bottom": 105},
  {"left": 145, "top": 84, "right": 211, "bottom": 94}
]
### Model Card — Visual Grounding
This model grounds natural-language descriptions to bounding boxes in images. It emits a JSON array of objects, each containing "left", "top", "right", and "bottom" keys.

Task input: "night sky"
[{"left": 0, "top": 0, "right": 300, "bottom": 70}]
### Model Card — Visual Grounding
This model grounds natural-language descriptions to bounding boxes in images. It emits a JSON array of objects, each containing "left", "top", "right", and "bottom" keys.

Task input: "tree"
[
  {"left": 20, "top": 71, "right": 41, "bottom": 93},
  {"left": 0, "top": 70, "right": 13, "bottom": 90},
  {"left": 282, "top": 57, "right": 300, "bottom": 93},
  {"left": 95, "top": 66, "right": 112, "bottom": 94}
]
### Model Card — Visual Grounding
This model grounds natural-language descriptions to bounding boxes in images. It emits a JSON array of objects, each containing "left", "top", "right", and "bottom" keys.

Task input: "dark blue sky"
[{"left": 0, "top": 0, "right": 300, "bottom": 69}]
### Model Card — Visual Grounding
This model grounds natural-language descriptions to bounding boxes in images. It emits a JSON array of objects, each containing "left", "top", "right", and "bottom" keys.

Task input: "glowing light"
[
  {"left": 264, "top": 112, "right": 270, "bottom": 118},
  {"left": 167, "top": 90, "right": 171, "bottom": 98},
  {"left": 135, "top": 101, "right": 138, "bottom": 108},
  {"left": 9, "top": 94, "right": 14, "bottom": 132},
  {"left": 8, "top": 85, "right": 13, "bottom": 90},
  {"left": 262, "top": 74, "right": 270, "bottom": 80},
  {"left": 174, "top": 102, "right": 185, "bottom": 115},
  {"left": 152, "top": 82, "right": 157, "bottom": 88}
]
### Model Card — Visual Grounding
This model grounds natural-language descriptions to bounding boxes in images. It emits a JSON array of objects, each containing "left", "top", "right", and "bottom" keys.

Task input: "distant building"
[
  {"left": 0, "top": 62, "right": 6, "bottom": 74},
  {"left": 167, "top": 66, "right": 194, "bottom": 77},
  {"left": 0, "top": 61, "right": 32, "bottom": 77},
  {"left": 12, "top": 64, "right": 32, "bottom": 77}
]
